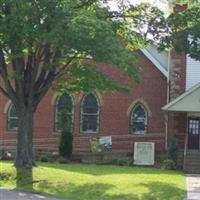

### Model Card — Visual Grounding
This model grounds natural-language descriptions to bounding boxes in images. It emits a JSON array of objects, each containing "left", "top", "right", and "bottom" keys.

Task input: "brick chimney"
[
  {"left": 173, "top": 4, "right": 188, "bottom": 12},
  {"left": 169, "top": 4, "right": 188, "bottom": 101}
]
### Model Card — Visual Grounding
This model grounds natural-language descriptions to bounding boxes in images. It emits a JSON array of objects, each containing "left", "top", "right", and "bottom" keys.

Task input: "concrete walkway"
[
  {"left": 187, "top": 174, "right": 200, "bottom": 200},
  {"left": 0, "top": 188, "right": 64, "bottom": 200}
]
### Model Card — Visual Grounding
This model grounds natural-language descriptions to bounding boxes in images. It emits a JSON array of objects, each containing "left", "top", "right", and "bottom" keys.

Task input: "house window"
[
  {"left": 81, "top": 93, "right": 99, "bottom": 133},
  {"left": 131, "top": 104, "right": 147, "bottom": 134},
  {"left": 7, "top": 104, "right": 18, "bottom": 131},
  {"left": 55, "top": 93, "right": 74, "bottom": 132}
]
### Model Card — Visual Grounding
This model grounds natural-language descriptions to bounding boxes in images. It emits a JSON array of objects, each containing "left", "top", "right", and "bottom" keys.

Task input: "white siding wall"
[{"left": 186, "top": 55, "right": 200, "bottom": 90}]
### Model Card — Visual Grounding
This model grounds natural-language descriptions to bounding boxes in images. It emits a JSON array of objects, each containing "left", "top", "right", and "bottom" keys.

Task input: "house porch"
[{"left": 163, "top": 83, "right": 200, "bottom": 173}]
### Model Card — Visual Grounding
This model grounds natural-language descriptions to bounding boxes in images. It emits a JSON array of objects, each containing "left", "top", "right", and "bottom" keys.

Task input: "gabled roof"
[
  {"left": 162, "top": 82, "right": 200, "bottom": 112},
  {"left": 141, "top": 48, "right": 169, "bottom": 78}
]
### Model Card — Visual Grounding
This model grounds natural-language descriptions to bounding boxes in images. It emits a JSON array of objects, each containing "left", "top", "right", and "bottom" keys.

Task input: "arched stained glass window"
[
  {"left": 131, "top": 104, "right": 147, "bottom": 134},
  {"left": 81, "top": 93, "right": 99, "bottom": 133},
  {"left": 7, "top": 104, "right": 18, "bottom": 131},
  {"left": 55, "top": 93, "right": 74, "bottom": 132}
]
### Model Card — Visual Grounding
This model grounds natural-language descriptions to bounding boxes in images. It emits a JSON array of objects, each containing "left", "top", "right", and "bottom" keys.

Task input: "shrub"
[
  {"left": 48, "top": 152, "right": 59, "bottom": 163},
  {"left": 59, "top": 108, "right": 73, "bottom": 160},
  {"left": 0, "top": 171, "right": 13, "bottom": 181},
  {"left": 0, "top": 148, "right": 14, "bottom": 160},
  {"left": 168, "top": 137, "right": 179, "bottom": 164},
  {"left": 155, "top": 153, "right": 168, "bottom": 167},
  {"left": 89, "top": 138, "right": 102, "bottom": 153},
  {"left": 162, "top": 159, "right": 176, "bottom": 170},
  {"left": 0, "top": 148, "right": 6, "bottom": 160},
  {"left": 57, "top": 156, "right": 69, "bottom": 164},
  {"left": 40, "top": 155, "right": 49, "bottom": 162},
  {"left": 48, "top": 157, "right": 56, "bottom": 163},
  {"left": 113, "top": 155, "right": 133, "bottom": 166}
]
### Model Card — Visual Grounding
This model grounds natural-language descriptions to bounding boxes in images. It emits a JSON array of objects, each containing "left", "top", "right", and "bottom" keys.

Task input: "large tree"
[
  {"left": 155, "top": 2, "right": 200, "bottom": 61},
  {"left": 0, "top": 0, "right": 161, "bottom": 167}
]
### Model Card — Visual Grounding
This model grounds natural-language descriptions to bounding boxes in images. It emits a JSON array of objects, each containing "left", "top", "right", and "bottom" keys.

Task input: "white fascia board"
[
  {"left": 141, "top": 49, "right": 168, "bottom": 78},
  {"left": 162, "top": 82, "right": 200, "bottom": 111}
]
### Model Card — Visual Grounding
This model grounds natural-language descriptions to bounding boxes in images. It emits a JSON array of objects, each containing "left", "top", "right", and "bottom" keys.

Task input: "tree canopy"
[
  {"left": 0, "top": 0, "right": 163, "bottom": 167},
  {"left": 0, "top": 0, "right": 144, "bottom": 109},
  {"left": 155, "top": 2, "right": 200, "bottom": 61}
]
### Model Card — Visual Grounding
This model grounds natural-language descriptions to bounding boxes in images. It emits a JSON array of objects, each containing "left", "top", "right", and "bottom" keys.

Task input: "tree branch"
[
  {"left": 0, "top": 85, "right": 10, "bottom": 98},
  {"left": 0, "top": 46, "right": 18, "bottom": 104},
  {"left": 73, "top": 0, "right": 97, "bottom": 9}
]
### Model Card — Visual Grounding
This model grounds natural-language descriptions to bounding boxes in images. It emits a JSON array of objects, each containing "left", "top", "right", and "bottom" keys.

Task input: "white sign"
[
  {"left": 134, "top": 142, "right": 155, "bottom": 165},
  {"left": 99, "top": 136, "right": 112, "bottom": 151}
]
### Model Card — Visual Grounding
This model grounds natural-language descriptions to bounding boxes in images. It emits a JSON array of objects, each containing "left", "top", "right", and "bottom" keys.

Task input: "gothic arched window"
[
  {"left": 81, "top": 93, "right": 99, "bottom": 133},
  {"left": 55, "top": 93, "right": 74, "bottom": 132},
  {"left": 131, "top": 104, "right": 148, "bottom": 134},
  {"left": 7, "top": 104, "right": 18, "bottom": 131}
]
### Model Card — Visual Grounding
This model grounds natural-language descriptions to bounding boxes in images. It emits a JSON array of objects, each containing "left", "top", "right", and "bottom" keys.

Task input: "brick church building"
[{"left": 0, "top": 5, "right": 200, "bottom": 172}]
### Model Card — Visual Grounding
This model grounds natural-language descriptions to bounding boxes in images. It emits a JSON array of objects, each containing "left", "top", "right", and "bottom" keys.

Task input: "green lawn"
[{"left": 0, "top": 161, "right": 186, "bottom": 200}]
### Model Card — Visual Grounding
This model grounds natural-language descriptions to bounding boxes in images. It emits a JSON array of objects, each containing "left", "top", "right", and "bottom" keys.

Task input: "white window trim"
[
  {"left": 80, "top": 93, "right": 100, "bottom": 134},
  {"left": 54, "top": 94, "right": 74, "bottom": 133},
  {"left": 7, "top": 104, "right": 18, "bottom": 132},
  {"left": 131, "top": 104, "right": 148, "bottom": 135}
]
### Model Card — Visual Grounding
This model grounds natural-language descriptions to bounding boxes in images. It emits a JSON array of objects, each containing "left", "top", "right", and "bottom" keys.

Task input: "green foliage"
[
  {"left": 122, "top": 3, "right": 165, "bottom": 45},
  {"left": 40, "top": 155, "right": 49, "bottom": 163},
  {"left": 0, "top": 148, "right": 14, "bottom": 160},
  {"left": 162, "top": 159, "right": 176, "bottom": 170},
  {"left": 112, "top": 155, "right": 133, "bottom": 166},
  {"left": 0, "top": 147, "right": 6, "bottom": 160},
  {"left": 167, "top": 137, "right": 179, "bottom": 164},
  {"left": 0, "top": 171, "right": 13, "bottom": 181},
  {"left": 59, "top": 108, "right": 73, "bottom": 159},
  {"left": 48, "top": 152, "right": 59, "bottom": 163},
  {"left": 156, "top": 4, "right": 200, "bottom": 61},
  {"left": 0, "top": 0, "right": 162, "bottom": 97},
  {"left": 0, "top": 0, "right": 170, "bottom": 166},
  {"left": 57, "top": 156, "right": 69, "bottom": 164},
  {"left": 48, "top": 157, "right": 57, "bottom": 163},
  {"left": 170, "top": 0, "right": 199, "bottom": 7},
  {"left": 89, "top": 138, "right": 102, "bottom": 153},
  {"left": 56, "top": 63, "right": 132, "bottom": 94},
  {"left": 155, "top": 153, "right": 168, "bottom": 167}
]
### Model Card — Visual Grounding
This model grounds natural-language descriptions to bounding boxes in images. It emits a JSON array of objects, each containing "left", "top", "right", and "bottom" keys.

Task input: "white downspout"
[{"left": 165, "top": 51, "right": 171, "bottom": 150}]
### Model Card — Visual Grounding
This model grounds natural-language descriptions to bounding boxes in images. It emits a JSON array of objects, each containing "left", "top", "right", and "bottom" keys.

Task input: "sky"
[{"left": 107, "top": 0, "right": 169, "bottom": 12}]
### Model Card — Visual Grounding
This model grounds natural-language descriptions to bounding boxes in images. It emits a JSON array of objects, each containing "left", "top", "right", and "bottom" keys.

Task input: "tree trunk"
[{"left": 15, "top": 106, "right": 35, "bottom": 167}]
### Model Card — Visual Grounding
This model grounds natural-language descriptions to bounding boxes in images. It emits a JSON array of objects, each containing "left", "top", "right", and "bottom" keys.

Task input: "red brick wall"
[
  {"left": 168, "top": 1, "right": 188, "bottom": 148},
  {"left": 173, "top": 4, "right": 187, "bottom": 13},
  {"left": 169, "top": 4, "right": 187, "bottom": 101},
  {"left": 167, "top": 112, "right": 187, "bottom": 149},
  {"left": 0, "top": 51, "right": 167, "bottom": 156},
  {"left": 168, "top": 37, "right": 187, "bottom": 150},
  {"left": 170, "top": 51, "right": 186, "bottom": 100}
]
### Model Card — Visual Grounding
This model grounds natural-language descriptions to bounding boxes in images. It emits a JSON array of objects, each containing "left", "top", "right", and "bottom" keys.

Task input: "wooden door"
[{"left": 188, "top": 118, "right": 200, "bottom": 150}]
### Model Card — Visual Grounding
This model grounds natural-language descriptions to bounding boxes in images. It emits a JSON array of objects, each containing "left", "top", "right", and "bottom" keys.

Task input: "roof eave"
[
  {"left": 141, "top": 49, "right": 169, "bottom": 78},
  {"left": 162, "top": 82, "right": 200, "bottom": 112}
]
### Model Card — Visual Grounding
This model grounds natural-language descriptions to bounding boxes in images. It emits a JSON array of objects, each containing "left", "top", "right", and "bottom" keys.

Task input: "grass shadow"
[
  {"left": 35, "top": 180, "right": 186, "bottom": 200},
  {"left": 140, "top": 181, "right": 186, "bottom": 200},
  {"left": 16, "top": 167, "right": 33, "bottom": 190},
  {"left": 1, "top": 162, "right": 186, "bottom": 200},
  {"left": 36, "top": 181, "right": 140, "bottom": 200}
]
